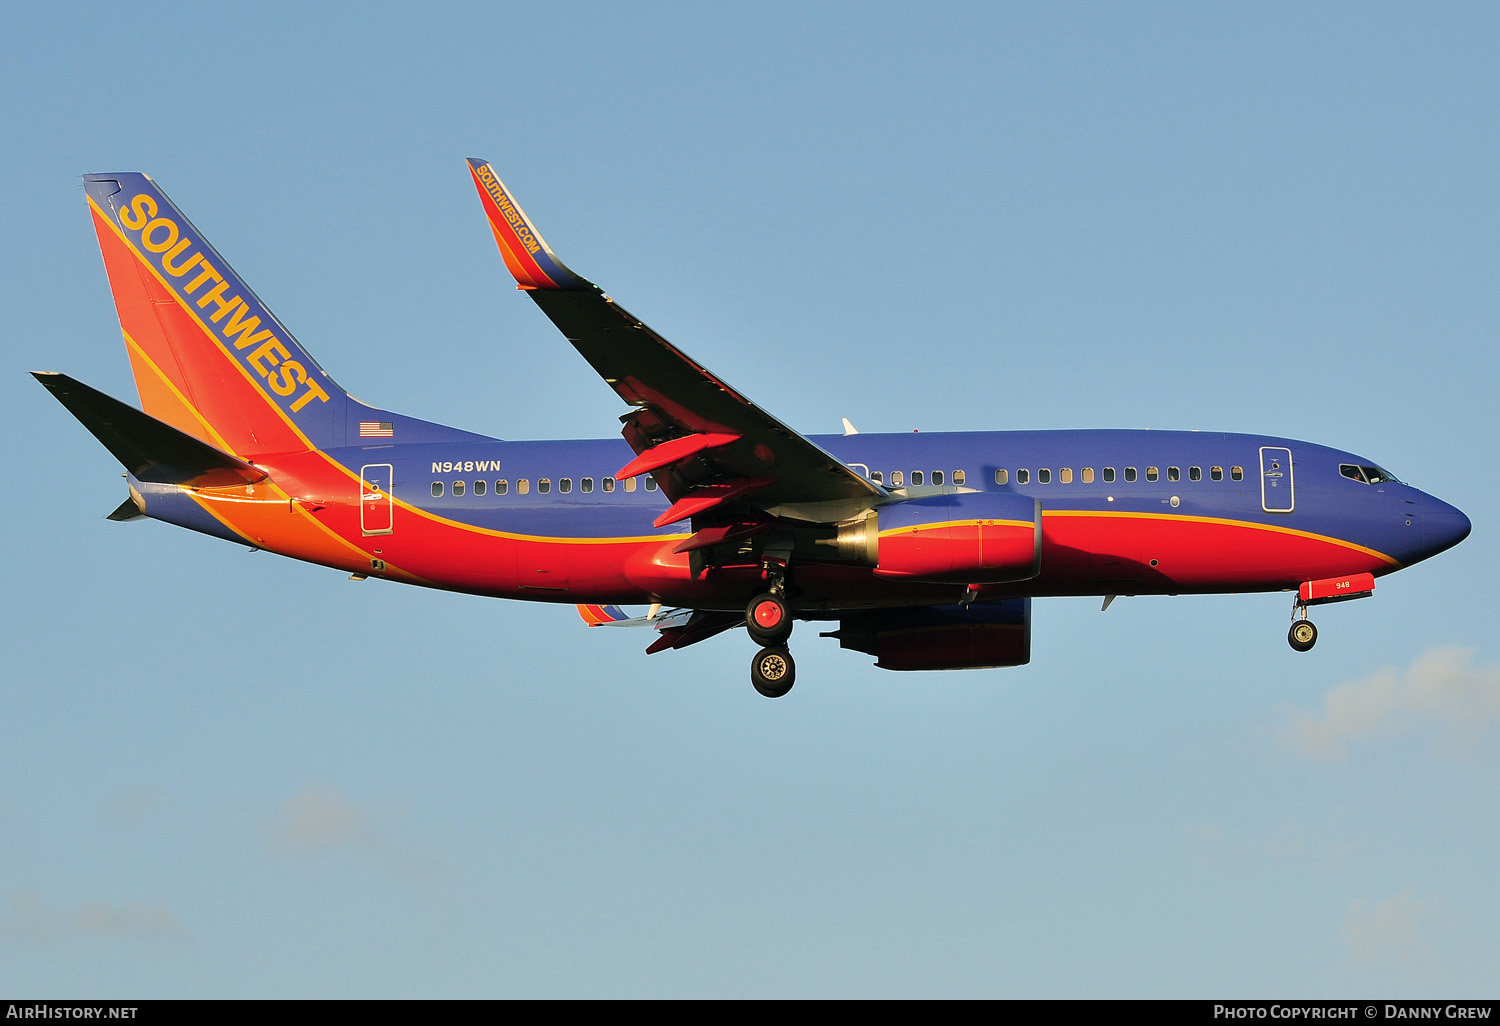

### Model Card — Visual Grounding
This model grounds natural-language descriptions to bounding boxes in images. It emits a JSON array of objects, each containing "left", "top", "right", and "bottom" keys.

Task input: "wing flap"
[{"left": 616, "top": 431, "right": 741, "bottom": 481}]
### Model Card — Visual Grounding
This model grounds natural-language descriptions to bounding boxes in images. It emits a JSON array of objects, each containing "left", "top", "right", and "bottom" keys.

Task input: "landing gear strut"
[{"left": 747, "top": 555, "right": 796, "bottom": 697}]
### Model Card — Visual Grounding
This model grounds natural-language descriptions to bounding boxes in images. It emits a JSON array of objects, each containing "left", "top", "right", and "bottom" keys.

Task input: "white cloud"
[
  {"left": 1, "top": 889, "right": 187, "bottom": 942},
  {"left": 1279, "top": 646, "right": 1500, "bottom": 761},
  {"left": 268, "top": 785, "right": 384, "bottom": 856},
  {"left": 1341, "top": 888, "right": 1441, "bottom": 967}
]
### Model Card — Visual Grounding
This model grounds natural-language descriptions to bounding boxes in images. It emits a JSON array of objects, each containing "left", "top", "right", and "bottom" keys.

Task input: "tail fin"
[{"left": 83, "top": 173, "right": 350, "bottom": 457}]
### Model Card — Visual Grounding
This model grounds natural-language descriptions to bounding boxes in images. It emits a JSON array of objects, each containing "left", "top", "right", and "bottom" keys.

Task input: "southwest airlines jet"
[{"left": 36, "top": 161, "right": 1471, "bottom": 698}]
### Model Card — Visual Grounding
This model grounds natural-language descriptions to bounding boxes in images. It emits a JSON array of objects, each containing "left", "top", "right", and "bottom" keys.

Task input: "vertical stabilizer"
[{"left": 84, "top": 173, "right": 350, "bottom": 457}]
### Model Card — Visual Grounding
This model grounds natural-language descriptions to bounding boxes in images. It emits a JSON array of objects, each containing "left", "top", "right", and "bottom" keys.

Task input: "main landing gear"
[
  {"left": 747, "top": 560, "right": 796, "bottom": 698},
  {"left": 751, "top": 645, "right": 795, "bottom": 698}
]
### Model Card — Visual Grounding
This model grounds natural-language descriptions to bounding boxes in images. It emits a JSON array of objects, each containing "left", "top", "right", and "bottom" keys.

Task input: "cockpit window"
[{"left": 1341, "top": 463, "right": 1400, "bottom": 485}]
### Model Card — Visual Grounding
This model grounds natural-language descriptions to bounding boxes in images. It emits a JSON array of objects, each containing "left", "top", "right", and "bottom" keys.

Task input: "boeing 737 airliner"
[{"left": 36, "top": 161, "right": 1471, "bottom": 697}]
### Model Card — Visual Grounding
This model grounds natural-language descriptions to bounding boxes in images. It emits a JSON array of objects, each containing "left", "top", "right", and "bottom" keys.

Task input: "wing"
[{"left": 467, "top": 159, "right": 885, "bottom": 533}]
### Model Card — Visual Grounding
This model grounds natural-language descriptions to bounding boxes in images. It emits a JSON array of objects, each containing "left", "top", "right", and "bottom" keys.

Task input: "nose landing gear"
[{"left": 1286, "top": 573, "right": 1376, "bottom": 653}]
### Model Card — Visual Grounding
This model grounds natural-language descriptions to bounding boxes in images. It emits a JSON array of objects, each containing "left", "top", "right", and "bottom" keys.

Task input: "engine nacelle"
[
  {"left": 873, "top": 492, "right": 1041, "bottom": 582},
  {"left": 824, "top": 599, "right": 1031, "bottom": 671}
]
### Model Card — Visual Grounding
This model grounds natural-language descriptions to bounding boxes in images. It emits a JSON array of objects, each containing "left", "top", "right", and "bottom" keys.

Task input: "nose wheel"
[{"left": 1288, "top": 596, "right": 1317, "bottom": 652}]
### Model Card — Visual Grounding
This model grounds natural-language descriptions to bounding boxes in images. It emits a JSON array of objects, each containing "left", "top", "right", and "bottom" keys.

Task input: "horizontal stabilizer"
[
  {"left": 576, "top": 603, "right": 631, "bottom": 626},
  {"left": 106, "top": 496, "right": 145, "bottom": 521},
  {"left": 33, "top": 372, "right": 268, "bottom": 487}
]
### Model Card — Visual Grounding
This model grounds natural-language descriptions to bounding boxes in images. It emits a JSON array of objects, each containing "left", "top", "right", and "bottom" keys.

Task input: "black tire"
[
  {"left": 1288, "top": 619, "right": 1318, "bottom": 652},
  {"left": 751, "top": 646, "right": 796, "bottom": 698},
  {"left": 746, "top": 593, "right": 793, "bottom": 646}
]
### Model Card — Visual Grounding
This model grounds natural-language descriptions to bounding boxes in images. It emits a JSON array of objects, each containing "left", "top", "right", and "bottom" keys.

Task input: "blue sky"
[{"left": 3, "top": 1, "right": 1497, "bottom": 997}]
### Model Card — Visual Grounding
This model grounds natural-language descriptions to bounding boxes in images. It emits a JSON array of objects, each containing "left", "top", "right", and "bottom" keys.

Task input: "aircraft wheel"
[
  {"left": 751, "top": 646, "right": 796, "bottom": 698},
  {"left": 746, "top": 593, "right": 793, "bottom": 646},
  {"left": 1288, "top": 619, "right": 1318, "bottom": 652}
]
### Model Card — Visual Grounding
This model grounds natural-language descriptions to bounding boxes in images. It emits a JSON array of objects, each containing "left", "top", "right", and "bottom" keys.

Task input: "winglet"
[{"left": 467, "top": 159, "right": 589, "bottom": 291}]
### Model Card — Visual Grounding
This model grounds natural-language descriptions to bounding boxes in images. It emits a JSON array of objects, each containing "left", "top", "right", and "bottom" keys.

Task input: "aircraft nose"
[{"left": 1422, "top": 495, "right": 1471, "bottom": 556}]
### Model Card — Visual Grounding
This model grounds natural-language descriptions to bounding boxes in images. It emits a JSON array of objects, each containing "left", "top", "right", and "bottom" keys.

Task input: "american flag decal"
[{"left": 359, "top": 421, "right": 394, "bottom": 438}]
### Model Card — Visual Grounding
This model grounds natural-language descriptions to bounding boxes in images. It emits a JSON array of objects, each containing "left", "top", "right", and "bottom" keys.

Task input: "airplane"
[{"left": 35, "top": 161, "right": 1471, "bottom": 698}]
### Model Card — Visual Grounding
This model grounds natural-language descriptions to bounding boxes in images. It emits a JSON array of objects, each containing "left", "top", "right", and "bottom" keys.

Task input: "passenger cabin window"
[
  {"left": 602, "top": 477, "right": 615, "bottom": 492},
  {"left": 453, "top": 480, "right": 465, "bottom": 496},
  {"left": 582, "top": 478, "right": 594, "bottom": 493},
  {"left": 538, "top": 479, "right": 551, "bottom": 494},
  {"left": 1146, "top": 467, "right": 1159, "bottom": 482},
  {"left": 1167, "top": 466, "right": 1180, "bottom": 482},
  {"left": 1189, "top": 466, "right": 1202, "bottom": 482},
  {"left": 496, "top": 480, "right": 508, "bottom": 495},
  {"left": 645, "top": 477, "right": 658, "bottom": 491},
  {"left": 1231, "top": 466, "right": 1244, "bottom": 481},
  {"left": 1059, "top": 468, "right": 1072, "bottom": 484},
  {"left": 931, "top": 470, "right": 944, "bottom": 486},
  {"left": 952, "top": 470, "right": 965, "bottom": 485},
  {"left": 911, "top": 471, "right": 924, "bottom": 486},
  {"left": 1124, "top": 467, "right": 1137, "bottom": 482},
  {"left": 871, "top": 471, "right": 883, "bottom": 484},
  {"left": 474, "top": 480, "right": 486, "bottom": 496},
  {"left": 624, "top": 478, "right": 636, "bottom": 492},
  {"left": 560, "top": 478, "right": 572, "bottom": 493},
  {"left": 1102, "top": 467, "right": 1115, "bottom": 483},
  {"left": 994, "top": 469, "right": 1008, "bottom": 485},
  {"left": 1016, "top": 469, "right": 1030, "bottom": 485},
  {"left": 1037, "top": 468, "right": 1051, "bottom": 484},
  {"left": 431, "top": 482, "right": 443, "bottom": 497},
  {"left": 1081, "top": 468, "right": 1094, "bottom": 483},
  {"left": 517, "top": 479, "right": 530, "bottom": 494},
  {"left": 891, "top": 471, "right": 904, "bottom": 486},
  {"left": 1211, "top": 466, "right": 1223, "bottom": 481}
]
